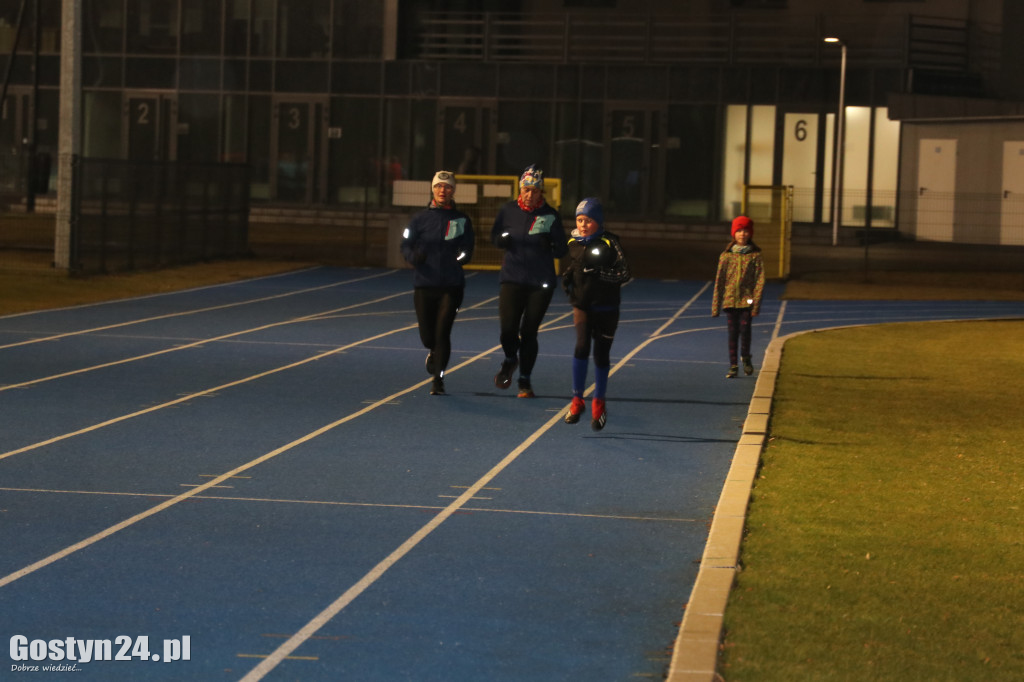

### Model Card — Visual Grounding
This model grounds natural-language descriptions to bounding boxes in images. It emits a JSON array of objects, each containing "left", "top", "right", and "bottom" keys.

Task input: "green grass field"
[
  {"left": 719, "top": 322, "right": 1024, "bottom": 681},
  {"left": 2, "top": 260, "right": 1021, "bottom": 680}
]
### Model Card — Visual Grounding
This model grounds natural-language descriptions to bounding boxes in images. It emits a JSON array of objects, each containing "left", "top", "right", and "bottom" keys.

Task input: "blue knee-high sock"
[
  {"left": 594, "top": 365, "right": 609, "bottom": 400},
  {"left": 572, "top": 357, "right": 588, "bottom": 397}
]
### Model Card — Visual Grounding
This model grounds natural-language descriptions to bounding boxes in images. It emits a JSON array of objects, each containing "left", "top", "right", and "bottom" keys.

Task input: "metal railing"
[{"left": 416, "top": 11, "right": 999, "bottom": 74}]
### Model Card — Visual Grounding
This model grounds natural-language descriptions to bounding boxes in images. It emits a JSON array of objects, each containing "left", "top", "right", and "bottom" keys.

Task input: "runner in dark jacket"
[
  {"left": 561, "top": 197, "right": 630, "bottom": 431},
  {"left": 490, "top": 165, "right": 568, "bottom": 397},
  {"left": 401, "top": 170, "right": 475, "bottom": 395}
]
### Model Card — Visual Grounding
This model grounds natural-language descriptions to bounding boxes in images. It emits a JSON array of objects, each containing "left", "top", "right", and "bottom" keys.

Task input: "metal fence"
[{"left": 71, "top": 158, "right": 251, "bottom": 275}]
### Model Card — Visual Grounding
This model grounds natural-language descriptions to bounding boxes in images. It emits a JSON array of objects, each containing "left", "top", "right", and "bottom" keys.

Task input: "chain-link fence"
[{"left": 70, "top": 158, "right": 251, "bottom": 275}]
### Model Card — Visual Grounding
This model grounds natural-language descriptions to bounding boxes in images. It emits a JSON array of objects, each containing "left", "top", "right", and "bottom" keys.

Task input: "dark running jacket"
[
  {"left": 401, "top": 204, "right": 475, "bottom": 288},
  {"left": 491, "top": 200, "right": 568, "bottom": 288},
  {"left": 561, "top": 229, "right": 631, "bottom": 311}
]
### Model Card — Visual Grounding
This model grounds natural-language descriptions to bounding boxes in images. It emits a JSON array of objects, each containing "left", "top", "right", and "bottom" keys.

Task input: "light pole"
[{"left": 824, "top": 37, "right": 846, "bottom": 247}]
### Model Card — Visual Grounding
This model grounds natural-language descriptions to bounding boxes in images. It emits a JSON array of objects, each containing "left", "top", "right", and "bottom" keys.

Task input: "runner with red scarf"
[{"left": 491, "top": 165, "right": 568, "bottom": 398}]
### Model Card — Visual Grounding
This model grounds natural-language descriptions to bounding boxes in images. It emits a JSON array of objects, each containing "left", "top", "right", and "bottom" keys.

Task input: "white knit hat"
[{"left": 432, "top": 170, "right": 456, "bottom": 188}]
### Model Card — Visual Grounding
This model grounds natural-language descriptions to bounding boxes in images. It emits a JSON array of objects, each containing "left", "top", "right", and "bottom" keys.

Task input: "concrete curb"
[{"left": 665, "top": 335, "right": 788, "bottom": 682}]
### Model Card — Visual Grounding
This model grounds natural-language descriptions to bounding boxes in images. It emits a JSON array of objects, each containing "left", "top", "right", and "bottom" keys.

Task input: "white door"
[
  {"left": 916, "top": 139, "right": 956, "bottom": 242},
  {"left": 1000, "top": 141, "right": 1024, "bottom": 246},
  {"left": 782, "top": 113, "right": 818, "bottom": 223}
]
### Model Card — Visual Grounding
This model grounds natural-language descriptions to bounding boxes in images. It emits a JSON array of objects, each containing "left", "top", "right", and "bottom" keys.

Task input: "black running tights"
[
  {"left": 414, "top": 286, "right": 464, "bottom": 375},
  {"left": 498, "top": 282, "right": 554, "bottom": 377}
]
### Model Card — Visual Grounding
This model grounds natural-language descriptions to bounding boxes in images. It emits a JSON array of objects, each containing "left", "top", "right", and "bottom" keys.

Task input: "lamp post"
[{"left": 824, "top": 37, "right": 846, "bottom": 247}]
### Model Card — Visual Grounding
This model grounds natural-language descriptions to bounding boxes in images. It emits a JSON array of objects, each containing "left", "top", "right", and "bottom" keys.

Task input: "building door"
[
  {"left": 437, "top": 100, "right": 494, "bottom": 175},
  {"left": 781, "top": 112, "right": 821, "bottom": 223},
  {"left": 605, "top": 106, "right": 665, "bottom": 217},
  {"left": 916, "top": 139, "right": 956, "bottom": 242},
  {"left": 271, "top": 98, "right": 326, "bottom": 203},
  {"left": 1000, "top": 141, "right": 1024, "bottom": 246},
  {"left": 125, "top": 92, "right": 176, "bottom": 161}
]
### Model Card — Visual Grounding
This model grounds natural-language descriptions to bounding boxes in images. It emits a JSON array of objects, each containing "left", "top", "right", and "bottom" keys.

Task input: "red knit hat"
[{"left": 731, "top": 215, "right": 754, "bottom": 238}]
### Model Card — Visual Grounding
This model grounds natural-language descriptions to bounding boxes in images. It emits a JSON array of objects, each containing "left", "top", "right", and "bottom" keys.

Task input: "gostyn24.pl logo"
[{"left": 9, "top": 635, "right": 191, "bottom": 667}]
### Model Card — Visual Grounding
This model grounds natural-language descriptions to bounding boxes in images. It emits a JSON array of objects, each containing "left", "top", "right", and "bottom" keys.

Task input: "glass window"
[
  {"left": 126, "top": 0, "right": 179, "bottom": 55},
  {"left": 842, "top": 106, "right": 871, "bottom": 227},
  {"left": 222, "top": 94, "right": 247, "bottom": 163},
  {"left": 721, "top": 104, "right": 747, "bottom": 218},
  {"left": 252, "top": 0, "right": 273, "bottom": 57},
  {"left": 225, "top": 0, "right": 249, "bottom": 56},
  {"left": 872, "top": 108, "right": 899, "bottom": 227},
  {"left": 497, "top": 102, "right": 551, "bottom": 177},
  {"left": 83, "top": 0, "right": 124, "bottom": 54},
  {"left": 277, "top": 0, "right": 329, "bottom": 58},
  {"left": 181, "top": 0, "right": 222, "bottom": 56},
  {"left": 333, "top": 0, "right": 382, "bottom": 59},
  {"left": 666, "top": 104, "right": 716, "bottom": 219},
  {"left": 328, "top": 96, "right": 381, "bottom": 205},
  {"left": 749, "top": 105, "right": 775, "bottom": 186},
  {"left": 83, "top": 57, "right": 123, "bottom": 88},
  {"left": 177, "top": 94, "right": 220, "bottom": 163},
  {"left": 248, "top": 95, "right": 271, "bottom": 200},
  {"left": 82, "top": 91, "right": 123, "bottom": 158},
  {"left": 382, "top": 99, "right": 410, "bottom": 204},
  {"left": 407, "top": 99, "right": 437, "bottom": 183},
  {"left": 180, "top": 58, "right": 221, "bottom": 90},
  {"left": 125, "top": 58, "right": 176, "bottom": 89}
]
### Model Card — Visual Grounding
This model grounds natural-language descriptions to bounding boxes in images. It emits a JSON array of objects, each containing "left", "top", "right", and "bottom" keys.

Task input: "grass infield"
[
  {"left": 719, "top": 321, "right": 1024, "bottom": 681},
  {"left": 1, "top": 260, "right": 1021, "bottom": 679}
]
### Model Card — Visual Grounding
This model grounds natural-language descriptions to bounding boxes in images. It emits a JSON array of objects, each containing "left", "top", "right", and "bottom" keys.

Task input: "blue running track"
[{"left": 1, "top": 267, "right": 1022, "bottom": 681}]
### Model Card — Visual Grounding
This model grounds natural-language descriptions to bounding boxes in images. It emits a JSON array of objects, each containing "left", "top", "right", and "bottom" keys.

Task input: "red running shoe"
[
  {"left": 563, "top": 396, "right": 585, "bottom": 424},
  {"left": 591, "top": 398, "right": 606, "bottom": 431}
]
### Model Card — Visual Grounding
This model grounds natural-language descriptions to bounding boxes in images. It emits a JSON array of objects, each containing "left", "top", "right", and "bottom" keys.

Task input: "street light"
[{"left": 824, "top": 37, "right": 846, "bottom": 247}]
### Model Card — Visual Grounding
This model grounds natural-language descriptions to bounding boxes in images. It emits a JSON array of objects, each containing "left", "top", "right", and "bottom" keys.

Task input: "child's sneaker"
[
  {"left": 493, "top": 358, "right": 518, "bottom": 389},
  {"left": 516, "top": 378, "right": 535, "bottom": 398},
  {"left": 564, "top": 396, "right": 585, "bottom": 424},
  {"left": 743, "top": 357, "right": 754, "bottom": 376},
  {"left": 726, "top": 365, "right": 739, "bottom": 378},
  {"left": 591, "top": 398, "right": 606, "bottom": 431}
]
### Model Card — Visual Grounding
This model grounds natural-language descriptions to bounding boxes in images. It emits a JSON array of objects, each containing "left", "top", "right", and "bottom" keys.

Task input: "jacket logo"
[
  {"left": 528, "top": 215, "right": 554, "bottom": 235},
  {"left": 445, "top": 218, "right": 466, "bottom": 240}
]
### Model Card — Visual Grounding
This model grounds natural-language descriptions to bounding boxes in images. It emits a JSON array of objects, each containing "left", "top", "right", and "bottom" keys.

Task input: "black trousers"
[
  {"left": 498, "top": 282, "right": 554, "bottom": 377},
  {"left": 414, "top": 286, "right": 464, "bottom": 376},
  {"left": 572, "top": 307, "right": 618, "bottom": 367}
]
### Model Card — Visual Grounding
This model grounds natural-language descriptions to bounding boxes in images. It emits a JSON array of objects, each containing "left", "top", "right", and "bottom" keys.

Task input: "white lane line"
[
  {"left": 0, "top": 487, "right": 697, "bottom": 523},
  {"left": 236, "top": 292, "right": 704, "bottom": 681},
  {"left": 0, "top": 292, "right": 508, "bottom": 581},
  {"left": 0, "top": 269, "right": 399, "bottom": 350},
  {"left": 0, "top": 292, "right": 502, "bottom": 461},
  {"left": 0, "top": 289, "right": 410, "bottom": 393},
  {"left": 0, "top": 303, "right": 416, "bottom": 462}
]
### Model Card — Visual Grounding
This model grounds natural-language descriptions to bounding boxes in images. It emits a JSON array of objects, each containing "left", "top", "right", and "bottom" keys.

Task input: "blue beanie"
[{"left": 575, "top": 197, "right": 604, "bottom": 228}]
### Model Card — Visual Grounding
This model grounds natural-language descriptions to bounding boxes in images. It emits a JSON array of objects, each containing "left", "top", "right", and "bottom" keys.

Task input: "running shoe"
[
  {"left": 516, "top": 378, "right": 535, "bottom": 398},
  {"left": 743, "top": 357, "right": 754, "bottom": 376},
  {"left": 726, "top": 365, "right": 739, "bottom": 379},
  {"left": 564, "top": 396, "right": 585, "bottom": 424},
  {"left": 494, "top": 358, "right": 518, "bottom": 389},
  {"left": 430, "top": 377, "right": 445, "bottom": 395},
  {"left": 591, "top": 398, "right": 606, "bottom": 431},
  {"left": 425, "top": 352, "right": 435, "bottom": 376}
]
